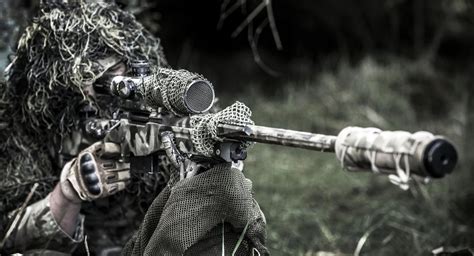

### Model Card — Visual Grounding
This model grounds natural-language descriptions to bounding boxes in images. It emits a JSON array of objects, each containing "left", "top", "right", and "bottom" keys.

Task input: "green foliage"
[{"left": 222, "top": 57, "right": 473, "bottom": 255}]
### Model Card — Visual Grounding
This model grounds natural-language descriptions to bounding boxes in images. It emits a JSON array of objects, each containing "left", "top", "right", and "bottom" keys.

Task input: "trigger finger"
[
  {"left": 105, "top": 170, "right": 131, "bottom": 183},
  {"left": 105, "top": 181, "right": 127, "bottom": 195}
]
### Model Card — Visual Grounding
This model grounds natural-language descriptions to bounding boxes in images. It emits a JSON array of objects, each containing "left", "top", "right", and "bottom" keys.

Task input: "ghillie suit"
[{"left": 0, "top": 1, "right": 169, "bottom": 253}]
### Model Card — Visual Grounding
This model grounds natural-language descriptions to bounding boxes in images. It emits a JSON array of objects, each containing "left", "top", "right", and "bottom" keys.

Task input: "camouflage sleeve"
[{"left": 2, "top": 194, "right": 84, "bottom": 254}]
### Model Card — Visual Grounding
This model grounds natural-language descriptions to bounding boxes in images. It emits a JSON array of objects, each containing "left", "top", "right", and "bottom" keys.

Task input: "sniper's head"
[
  {"left": 4, "top": 1, "right": 167, "bottom": 141},
  {"left": 0, "top": 1, "right": 169, "bottom": 210}
]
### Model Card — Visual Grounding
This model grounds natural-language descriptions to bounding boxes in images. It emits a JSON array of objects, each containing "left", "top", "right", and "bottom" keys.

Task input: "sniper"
[
  {"left": 0, "top": 0, "right": 459, "bottom": 255},
  {"left": 0, "top": 0, "right": 267, "bottom": 254}
]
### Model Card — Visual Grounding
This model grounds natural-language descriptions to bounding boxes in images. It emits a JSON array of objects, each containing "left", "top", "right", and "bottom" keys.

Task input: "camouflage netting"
[
  {"left": 6, "top": 1, "right": 167, "bottom": 137},
  {"left": 0, "top": 1, "right": 168, "bottom": 219},
  {"left": 190, "top": 101, "right": 255, "bottom": 157},
  {"left": 122, "top": 163, "right": 269, "bottom": 256},
  {"left": 141, "top": 68, "right": 211, "bottom": 115},
  {"left": 0, "top": 104, "right": 57, "bottom": 224}
]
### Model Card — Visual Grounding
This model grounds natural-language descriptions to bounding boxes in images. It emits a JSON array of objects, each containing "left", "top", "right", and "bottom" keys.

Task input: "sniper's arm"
[
  {"left": 2, "top": 142, "right": 129, "bottom": 253},
  {"left": 1, "top": 185, "right": 84, "bottom": 253}
]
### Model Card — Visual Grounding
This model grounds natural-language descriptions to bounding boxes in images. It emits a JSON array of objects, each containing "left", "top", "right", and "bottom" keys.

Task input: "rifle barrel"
[
  {"left": 216, "top": 124, "right": 457, "bottom": 178},
  {"left": 217, "top": 123, "right": 336, "bottom": 152}
]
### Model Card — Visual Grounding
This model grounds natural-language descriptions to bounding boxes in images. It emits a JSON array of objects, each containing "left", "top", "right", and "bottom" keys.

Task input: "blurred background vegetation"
[{"left": 1, "top": 0, "right": 473, "bottom": 255}]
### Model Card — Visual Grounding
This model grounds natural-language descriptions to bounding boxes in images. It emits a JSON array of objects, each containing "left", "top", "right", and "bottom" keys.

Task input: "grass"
[{"left": 220, "top": 57, "right": 473, "bottom": 255}]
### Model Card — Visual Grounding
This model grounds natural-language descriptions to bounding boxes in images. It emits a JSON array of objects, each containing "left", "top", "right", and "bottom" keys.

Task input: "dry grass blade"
[
  {"left": 232, "top": 221, "right": 250, "bottom": 256},
  {"left": 354, "top": 220, "right": 385, "bottom": 256},
  {"left": 264, "top": 0, "right": 282, "bottom": 50},
  {"left": 0, "top": 183, "right": 39, "bottom": 248},
  {"left": 248, "top": 18, "right": 279, "bottom": 76},
  {"left": 218, "top": 0, "right": 282, "bottom": 76},
  {"left": 222, "top": 220, "right": 226, "bottom": 256},
  {"left": 218, "top": 0, "right": 245, "bottom": 29},
  {"left": 231, "top": 1, "right": 266, "bottom": 38}
]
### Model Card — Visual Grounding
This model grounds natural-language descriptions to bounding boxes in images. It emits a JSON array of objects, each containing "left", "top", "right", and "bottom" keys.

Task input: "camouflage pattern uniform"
[{"left": 3, "top": 195, "right": 85, "bottom": 254}]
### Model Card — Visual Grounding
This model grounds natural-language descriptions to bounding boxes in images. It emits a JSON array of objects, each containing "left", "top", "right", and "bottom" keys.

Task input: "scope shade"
[{"left": 141, "top": 68, "right": 215, "bottom": 115}]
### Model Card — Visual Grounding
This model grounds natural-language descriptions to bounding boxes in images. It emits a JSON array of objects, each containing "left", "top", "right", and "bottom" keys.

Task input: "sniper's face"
[
  {"left": 59, "top": 56, "right": 128, "bottom": 163},
  {"left": 83, "top": 56, "right": 128, "bottom": 99}
]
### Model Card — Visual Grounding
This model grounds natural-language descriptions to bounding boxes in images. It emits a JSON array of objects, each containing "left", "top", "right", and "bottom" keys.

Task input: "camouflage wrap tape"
[{"left": 335, "top": 127, "right": 436, "bottom": 189}]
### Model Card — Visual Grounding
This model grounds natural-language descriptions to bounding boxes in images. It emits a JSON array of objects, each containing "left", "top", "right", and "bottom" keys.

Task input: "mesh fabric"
[
  {"left": 190, "top": 102, "right": 254, "bottom": 157},
  {"left": 141, "top": 68, "right": 212, "bottom": 115},
  {"left": 122, "top": 163, "right": 268, "bottom": 256}
]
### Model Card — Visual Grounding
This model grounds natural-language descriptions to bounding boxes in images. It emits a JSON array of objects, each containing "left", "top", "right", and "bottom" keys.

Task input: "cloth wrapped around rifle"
[{"left": 334, "top": 127, "right": 436, "bottom": 180}]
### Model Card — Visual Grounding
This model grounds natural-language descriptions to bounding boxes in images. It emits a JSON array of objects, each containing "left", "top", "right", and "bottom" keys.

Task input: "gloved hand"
[{"left": 60, "top": 142, "right": 130, "bottom": 202}]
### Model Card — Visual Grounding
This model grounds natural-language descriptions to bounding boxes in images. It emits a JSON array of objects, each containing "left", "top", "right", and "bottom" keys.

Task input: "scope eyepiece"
[{"left": 110, "top": 76, "right": 139, "bottom": 99}]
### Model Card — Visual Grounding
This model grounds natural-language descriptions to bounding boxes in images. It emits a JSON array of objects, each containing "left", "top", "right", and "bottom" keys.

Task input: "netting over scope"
[{"left": 141, "top": 68, "right": 213, "bottom": 115}]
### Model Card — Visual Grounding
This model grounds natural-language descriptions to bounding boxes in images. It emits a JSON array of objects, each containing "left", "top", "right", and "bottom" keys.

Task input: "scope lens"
[{"left": 184, "top": 80, "right": 215, "bottom": 113}]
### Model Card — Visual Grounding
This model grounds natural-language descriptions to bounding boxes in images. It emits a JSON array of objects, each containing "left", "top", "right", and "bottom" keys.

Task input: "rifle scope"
[{"left": 103, "top": 63, "right": 215, "bottom": 115}]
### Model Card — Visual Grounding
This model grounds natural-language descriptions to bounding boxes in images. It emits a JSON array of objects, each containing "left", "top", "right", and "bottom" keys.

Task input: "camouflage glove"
[{"left": 60, "top": 142, "right": 130, "bottom": 202}]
